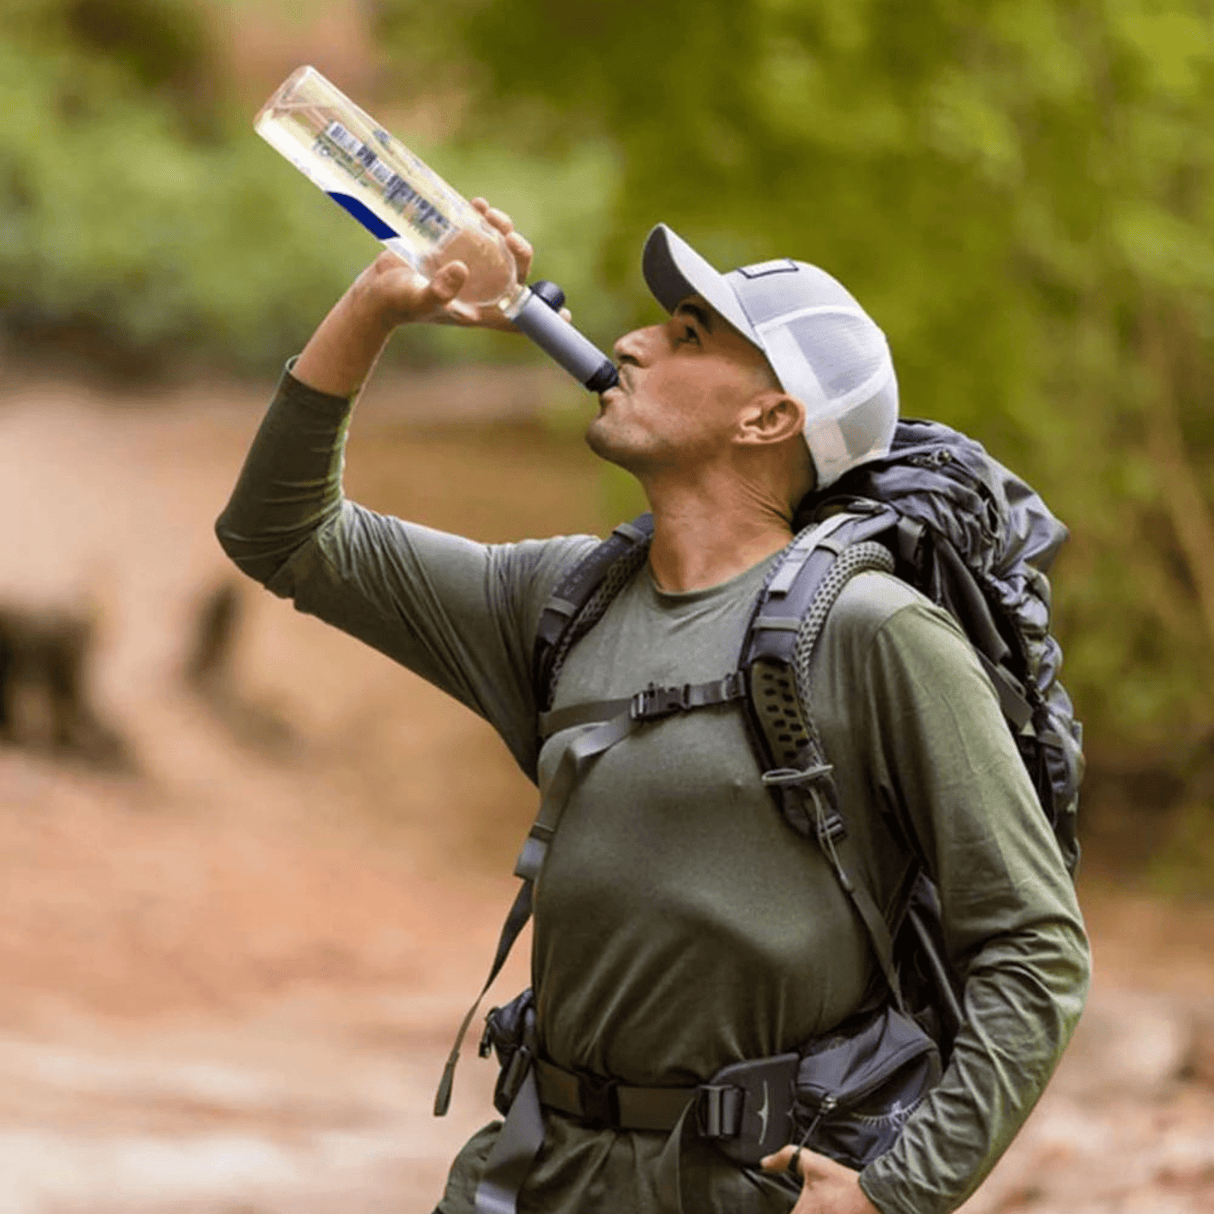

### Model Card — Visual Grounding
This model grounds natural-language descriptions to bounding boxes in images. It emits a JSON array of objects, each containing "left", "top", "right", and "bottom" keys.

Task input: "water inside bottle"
[{"left": 255, "top": 70, "right": 518, "bottom": 306}]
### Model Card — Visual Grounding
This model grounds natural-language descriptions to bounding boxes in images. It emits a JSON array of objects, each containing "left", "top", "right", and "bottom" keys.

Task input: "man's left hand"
[{"left": 760, "top": 1145, "right": 880, "bottom": 1214}]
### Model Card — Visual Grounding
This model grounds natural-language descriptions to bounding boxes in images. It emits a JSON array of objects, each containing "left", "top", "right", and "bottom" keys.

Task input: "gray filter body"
[{"left": 510, "top": 289, "right": 619, "bottom": 393}]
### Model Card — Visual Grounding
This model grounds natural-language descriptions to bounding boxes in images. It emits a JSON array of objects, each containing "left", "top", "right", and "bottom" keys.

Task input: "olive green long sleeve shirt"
[{"left": 216, "top": 367, "right": 1090, "bottom": 1214}]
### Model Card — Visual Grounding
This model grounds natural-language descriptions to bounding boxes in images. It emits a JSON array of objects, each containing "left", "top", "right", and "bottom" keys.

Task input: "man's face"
[{"left": 586, "top": 295, "right": 781, "bottom": 475}]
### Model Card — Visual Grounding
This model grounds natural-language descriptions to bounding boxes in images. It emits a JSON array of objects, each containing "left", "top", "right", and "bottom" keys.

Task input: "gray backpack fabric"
[{"left": 813, "top": 418, "right": 1083, "bottom": 875}]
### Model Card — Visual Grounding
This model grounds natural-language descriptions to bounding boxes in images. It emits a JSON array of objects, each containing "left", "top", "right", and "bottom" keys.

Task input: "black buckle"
[
  {"left": 701, "top": 1053, "right": 799, "bottom": 1165},
  {"left": 695, "top": 1084, "right": 743, "bottom": 1139},
  {"left": 577, "top": 1072, "right": 621, "bottom": 1129},
  {"left": 630, "top": 681, "right": 691, "bottom": 721}
]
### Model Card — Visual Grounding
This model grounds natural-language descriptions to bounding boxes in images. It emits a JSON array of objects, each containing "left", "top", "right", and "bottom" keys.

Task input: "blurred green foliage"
[
  {"left": 0, "top": 0, "right": 367, "bottom": 371},
  {"left": 0, "top": 0, "right": 615, "bottom": 373},
  {"left": 376, "top": 0, "right": 1214, "bottom": 778}
]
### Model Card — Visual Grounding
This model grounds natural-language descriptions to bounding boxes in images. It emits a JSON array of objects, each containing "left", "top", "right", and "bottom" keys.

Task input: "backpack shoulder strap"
[
  {"left": 737, "top": 506, "right": 925, "bottom": 1011},
  {"left": 532, "top": 513, "right": 654, "bottom": 713},
  {"left": 740, "top": 505, "right": 901, "bottom": 753}
]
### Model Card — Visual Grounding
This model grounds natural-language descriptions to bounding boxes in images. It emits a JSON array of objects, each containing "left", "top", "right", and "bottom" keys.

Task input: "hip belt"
[
  {"left": 533, "top": 1055, "right": 752, "bottom": 1140},
  {"left": 473, "top": 988, "right": 941, "bottom": 1214}
]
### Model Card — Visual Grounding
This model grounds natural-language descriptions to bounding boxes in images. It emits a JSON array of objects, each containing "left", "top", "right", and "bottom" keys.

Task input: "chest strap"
[{"left": 538, "top": 671, "right": 747, "bottom": 740}]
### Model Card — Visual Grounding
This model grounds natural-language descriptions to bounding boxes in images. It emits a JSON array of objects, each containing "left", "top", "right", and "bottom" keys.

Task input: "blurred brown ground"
[{"left": 0, "top": 366, "right": 1211, "bottom": 1214}]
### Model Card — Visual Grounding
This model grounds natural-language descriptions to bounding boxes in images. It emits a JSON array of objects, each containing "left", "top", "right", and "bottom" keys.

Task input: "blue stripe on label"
[{"left": 326, "top": 192, "right": 399, "bottom": 240}]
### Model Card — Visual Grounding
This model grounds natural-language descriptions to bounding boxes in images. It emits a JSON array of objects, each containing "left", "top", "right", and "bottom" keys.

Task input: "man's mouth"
[
  {"left": 599, "top": 370, "right": 628, "bottom": 406},
  {"left": 608, "top": 365, "right": 634, "bottom": 395}
]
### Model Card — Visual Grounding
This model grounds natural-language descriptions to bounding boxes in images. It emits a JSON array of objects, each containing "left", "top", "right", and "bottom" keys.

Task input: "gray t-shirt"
[{"left": 216, "top": 368, "right": 1090, "bottom": 1214}]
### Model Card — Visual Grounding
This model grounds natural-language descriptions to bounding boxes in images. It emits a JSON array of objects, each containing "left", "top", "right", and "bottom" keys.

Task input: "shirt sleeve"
[
  {"left": 215, "top": 363, "right": 597, "bottom": 778},
  {"left": 843, "top": 592, "right": 1091, "bottom": 1214}
]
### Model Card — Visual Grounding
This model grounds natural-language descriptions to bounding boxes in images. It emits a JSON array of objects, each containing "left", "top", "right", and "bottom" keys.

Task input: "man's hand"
[
  {"left": 760, "top": 1145, "right": 880, "bottom": 1214},
  {"left": 293, "top": 199, "right": 546, "bottom": 398},
  {"left": 352, "top": 199, "right": 539, "bottom": 332}
]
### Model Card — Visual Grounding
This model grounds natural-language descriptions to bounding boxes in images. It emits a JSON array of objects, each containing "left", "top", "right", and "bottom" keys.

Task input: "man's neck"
[{"left": 644, "top": 479, "right": 796, "bottom": 593}]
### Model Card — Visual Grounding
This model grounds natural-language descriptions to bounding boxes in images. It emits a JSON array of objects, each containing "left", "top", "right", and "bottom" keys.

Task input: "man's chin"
[
  {"left": 584, "top": 413, "right": 612, "bottom": 458},
  {"left": 584, "top": 414, "right": 633, "bottom": 469}
]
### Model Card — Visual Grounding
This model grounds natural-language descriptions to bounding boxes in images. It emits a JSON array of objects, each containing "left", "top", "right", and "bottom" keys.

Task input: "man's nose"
[{"left": 613, "top": 325, "right": 657, "bottom": 365}]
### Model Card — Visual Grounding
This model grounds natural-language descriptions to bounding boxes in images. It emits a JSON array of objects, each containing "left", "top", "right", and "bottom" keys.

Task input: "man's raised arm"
[{"left": 214, "top": 199, "right": 537, "bottom": 586}]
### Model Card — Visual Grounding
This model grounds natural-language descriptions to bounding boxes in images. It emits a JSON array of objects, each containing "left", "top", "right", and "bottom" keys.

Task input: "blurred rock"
[
  {"left": 184, "top": 579, "right": 297, "bottom": 757},
  {"left": 184, "top": 579, "right": 242, "bottom": 692},
  {"left": 0, "top": 600, "right": 133, "bottom": 770}
]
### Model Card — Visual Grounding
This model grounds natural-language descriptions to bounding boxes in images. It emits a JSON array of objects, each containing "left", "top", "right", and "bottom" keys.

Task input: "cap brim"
[{"left": 642, "top": 225, "right": 762, "bottom": 349}]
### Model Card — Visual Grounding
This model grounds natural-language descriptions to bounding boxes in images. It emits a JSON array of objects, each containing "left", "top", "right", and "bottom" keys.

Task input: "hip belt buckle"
[{"left": 702, "top": 1053, "right": 799, "bottom": 1165}]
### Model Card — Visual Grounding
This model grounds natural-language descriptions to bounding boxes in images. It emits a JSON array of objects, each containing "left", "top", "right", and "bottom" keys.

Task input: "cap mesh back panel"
[{"left": 784, "top": 312, "right": 887, "bottom": 407}]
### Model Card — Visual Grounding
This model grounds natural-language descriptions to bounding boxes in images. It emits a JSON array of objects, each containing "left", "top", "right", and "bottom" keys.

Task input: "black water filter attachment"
[{"left": 509, "top": 281, "right": 619, "bottom": 394}]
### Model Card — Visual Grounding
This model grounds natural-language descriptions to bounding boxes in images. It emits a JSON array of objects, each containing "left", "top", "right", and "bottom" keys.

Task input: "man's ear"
[{"left": 736, "top": 392, "right": 807, "bottom": 447}]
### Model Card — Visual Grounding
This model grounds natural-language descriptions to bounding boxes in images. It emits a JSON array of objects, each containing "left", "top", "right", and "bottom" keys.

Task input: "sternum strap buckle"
[{"left": 629, "top": 671, "right": 747, "bottom": 722}]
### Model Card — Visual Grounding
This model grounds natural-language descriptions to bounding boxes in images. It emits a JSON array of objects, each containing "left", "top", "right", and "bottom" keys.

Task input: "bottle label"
[{"left": 315, "top": 121, "right": 454, "bottom": 243}]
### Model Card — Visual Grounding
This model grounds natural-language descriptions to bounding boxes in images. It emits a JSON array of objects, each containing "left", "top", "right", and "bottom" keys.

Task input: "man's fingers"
[
  {"left": 416, "top": 261, "right": 481, "bottom": 326},
  {"left": 482, "top": 205, "right": 515, "bottom": 235},
  {"left": 470, "top": 198, "right": 534, "bottom": 280},
  {"left": 506, "top": 230, "right": 534, "bottom": 281},
  {"left": 760, "top": 1143, "right": 836, "bottom": 1178}
]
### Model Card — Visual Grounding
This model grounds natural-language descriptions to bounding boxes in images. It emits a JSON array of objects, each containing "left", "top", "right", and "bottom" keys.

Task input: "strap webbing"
[
  {"left": 537, "top": 697, "right": 632, "bottom": 738},
  {"left": 764, "top": 769, "right": 905, "bottom": 1010},
  {"left": 975, "top": 651, "right": 1033, "bottom": 731},
  {"left": 537, "top": 672, "right": 746, "bottom": 741},
  {"left": 765, "top": 511, "right": 858, "bottom": 595},
  {"left": 474, "top": 1067, "right": 545, "bottom": 1214},
  {"left": 814, "top": 790, "right": 905, "bottom": 1009},
  {"left": 533, "top": 1057, "right": 700, "bottom": 1132}
]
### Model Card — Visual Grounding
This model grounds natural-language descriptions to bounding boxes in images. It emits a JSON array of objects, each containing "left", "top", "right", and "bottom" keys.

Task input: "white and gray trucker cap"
[{"left": 642, "top": 224, "right": 898, "bottom": 488}]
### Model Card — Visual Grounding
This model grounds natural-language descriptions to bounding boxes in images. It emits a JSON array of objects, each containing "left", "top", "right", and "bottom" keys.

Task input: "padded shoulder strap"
[
  {"left": 740, "top": 507, "right": 913, "bottom": 1009},
  {"left": 532, "top": 513, "right": 654, "bottom": 712},
  {"left": 741, "top": 505, "right": 901, "bottom": 674}
]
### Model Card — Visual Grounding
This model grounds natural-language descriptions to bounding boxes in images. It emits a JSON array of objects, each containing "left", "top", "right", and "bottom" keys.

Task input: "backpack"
[
  {"left": 435, "top": 417, "right": 1082, "bottom": 1112},
  {"left": 530, "top": 417, "right": 1083, "bottom": 1051}
]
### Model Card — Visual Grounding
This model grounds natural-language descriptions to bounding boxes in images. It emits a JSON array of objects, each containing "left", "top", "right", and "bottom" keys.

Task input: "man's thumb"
[
  {"left": 760, "top": 1144, "right": 802, "bottom": 1177},
  {"left": 430, "top": 260, "right": 469, "bottom": 302}
]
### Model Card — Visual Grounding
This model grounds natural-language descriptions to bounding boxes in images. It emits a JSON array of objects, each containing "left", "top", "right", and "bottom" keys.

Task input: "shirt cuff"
[{"left": 279, "top": 356, "right": 357, "bottom": 414}]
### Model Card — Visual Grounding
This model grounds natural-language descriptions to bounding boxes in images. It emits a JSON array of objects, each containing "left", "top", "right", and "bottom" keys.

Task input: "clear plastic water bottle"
[{"left": 255, "top": 66, "right": 617, "bottom": 392}]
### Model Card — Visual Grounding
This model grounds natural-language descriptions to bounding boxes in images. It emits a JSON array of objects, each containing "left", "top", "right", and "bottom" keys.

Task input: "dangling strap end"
[{"left": 435, "top": 1052, "right": 459, "bottom": 1116}]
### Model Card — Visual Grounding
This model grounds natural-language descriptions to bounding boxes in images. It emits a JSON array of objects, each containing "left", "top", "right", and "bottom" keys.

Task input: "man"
[{"left": 216, "top": 201, "right": 1090, "bottom": 1214}]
